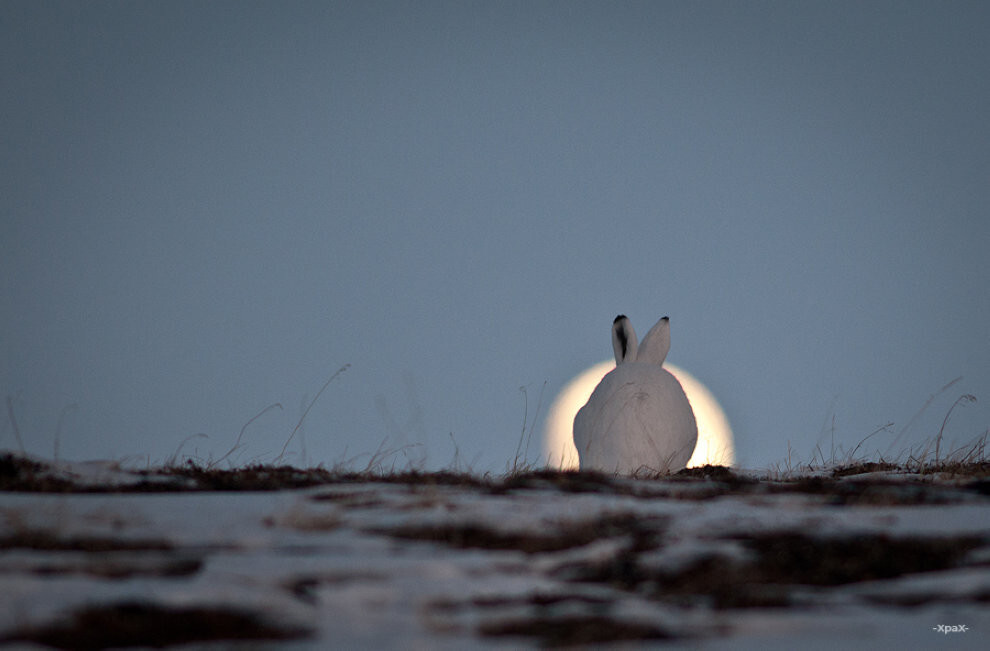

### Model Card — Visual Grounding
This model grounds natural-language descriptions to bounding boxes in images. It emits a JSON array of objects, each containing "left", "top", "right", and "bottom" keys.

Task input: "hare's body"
[{"left": 573, "top": 315, "right": 697, "bottom": 474}]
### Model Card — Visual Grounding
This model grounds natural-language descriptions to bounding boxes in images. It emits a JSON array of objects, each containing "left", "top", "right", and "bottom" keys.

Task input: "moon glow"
[{"left": 544, "top": 361, "right": 736, "bottom": 470}]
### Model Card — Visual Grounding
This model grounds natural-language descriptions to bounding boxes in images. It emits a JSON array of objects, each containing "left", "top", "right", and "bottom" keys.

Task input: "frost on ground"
[{"left": 1, "top": 454, "right": 988, "bottom": 649}]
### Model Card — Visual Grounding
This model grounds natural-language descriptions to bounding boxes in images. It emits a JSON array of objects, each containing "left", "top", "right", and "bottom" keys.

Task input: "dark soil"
[
  {"left": 560, "top": 530, "right": 985, "bottom": 609},
  {"left": 0, "top": 601, "right": 309, "bottom": 649},
  {"left": 0, "top": 454, "right": 75, "bottom": 492},
  {"left": 479, "top": 613, "right": 671, "bottom": 646},
  {"left": 0, "top": 531, "right": 172, "bottom": 553},
  {"left": 379, "top": 512, "right": 659, "bottom": 554},
  {"left": 2, "top": 452, "right": 988, "bottom": 648}
]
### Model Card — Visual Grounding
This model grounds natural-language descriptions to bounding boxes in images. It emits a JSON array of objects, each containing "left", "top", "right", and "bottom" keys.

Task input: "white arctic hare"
[{"left": 573, "top": 315, "right": 698, "bottom": 474}]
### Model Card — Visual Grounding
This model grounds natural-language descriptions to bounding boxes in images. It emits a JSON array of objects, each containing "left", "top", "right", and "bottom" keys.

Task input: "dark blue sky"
[{"left": 3, "top": 1, "right": 988, "bottom": 470}]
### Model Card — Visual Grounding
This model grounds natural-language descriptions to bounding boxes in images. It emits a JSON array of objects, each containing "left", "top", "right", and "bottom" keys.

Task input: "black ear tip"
[
  {"left": 662, "top": 316, "right": 669, "bottom": 321},
  {"left": 613, "top": 314, "right": 627, "bottom": 324}
]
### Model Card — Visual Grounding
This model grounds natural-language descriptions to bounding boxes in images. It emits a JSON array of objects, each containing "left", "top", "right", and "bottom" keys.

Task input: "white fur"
[{"left": 573, "top": 315, "right": 698, "bottom": 474}]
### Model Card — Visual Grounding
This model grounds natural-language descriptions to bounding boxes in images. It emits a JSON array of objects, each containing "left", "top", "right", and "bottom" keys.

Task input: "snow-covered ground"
[{"left": 1, "top": 456, "right": 988, "bottom": 648}]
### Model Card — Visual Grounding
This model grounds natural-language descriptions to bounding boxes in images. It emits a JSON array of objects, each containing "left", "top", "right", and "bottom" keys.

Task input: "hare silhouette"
[{"left": 573, "top": 315, "right": 698, "bottom": 474}]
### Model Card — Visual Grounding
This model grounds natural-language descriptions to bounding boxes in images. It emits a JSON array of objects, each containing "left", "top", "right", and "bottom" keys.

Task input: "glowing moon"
[{"left": 544, "top": 361, "right": 735, "bottom": 470}]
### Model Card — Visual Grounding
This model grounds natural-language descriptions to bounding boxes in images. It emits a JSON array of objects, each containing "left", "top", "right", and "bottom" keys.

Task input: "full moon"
[{"left": 543, "top": 361, "right": 735, "bottom": 470}]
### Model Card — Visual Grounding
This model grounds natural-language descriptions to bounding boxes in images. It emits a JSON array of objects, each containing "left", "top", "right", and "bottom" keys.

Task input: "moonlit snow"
[
  {"left": 2, "top": 458, "right": 989, "bottom": 649},
  {"left": 573, "top": 315, "right": 698, "bottom": 474}
]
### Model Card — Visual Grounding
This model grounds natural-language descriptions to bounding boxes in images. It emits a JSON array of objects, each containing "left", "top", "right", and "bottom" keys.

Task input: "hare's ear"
[
  {"left": 637, "top": 316, "right": 670, "bottom": 365},
  {"left": 611, "top": 315, "right": 638, "bottom": 364}
]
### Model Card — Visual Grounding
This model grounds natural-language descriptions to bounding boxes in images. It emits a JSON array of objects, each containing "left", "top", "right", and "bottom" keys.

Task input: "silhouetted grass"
[{"left": 3, "top": 448, "right": 989, "bottom": 494}]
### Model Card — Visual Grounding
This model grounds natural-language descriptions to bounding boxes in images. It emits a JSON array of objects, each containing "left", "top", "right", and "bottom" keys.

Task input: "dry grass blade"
[
  {"left": 935, "top": 394, "right": 977, "bottom": 464},
  {"left": 276, "top": 364, "right": 349, "bottom": 463}
]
